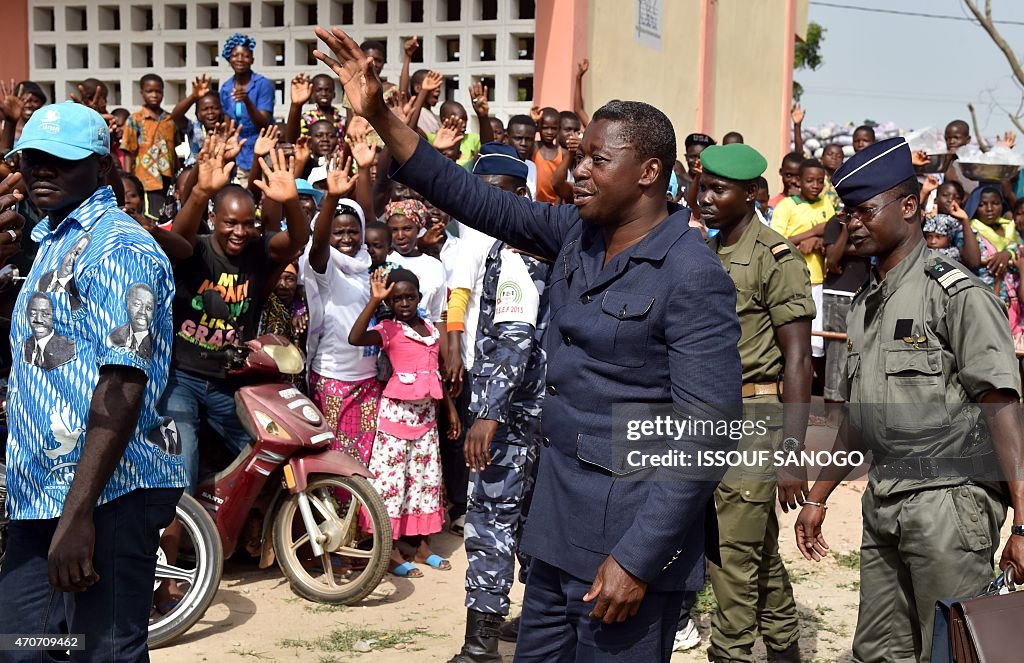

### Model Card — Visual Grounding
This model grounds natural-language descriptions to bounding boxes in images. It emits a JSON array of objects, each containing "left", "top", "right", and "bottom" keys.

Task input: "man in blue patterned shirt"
[{"left": 0, "top": 101, "right": 187, "bottom": 662}]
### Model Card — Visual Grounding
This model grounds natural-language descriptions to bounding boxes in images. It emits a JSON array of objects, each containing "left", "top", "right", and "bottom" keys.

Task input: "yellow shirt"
[{"left": 770, "top": 195, "right": 835, "bottom": 285}]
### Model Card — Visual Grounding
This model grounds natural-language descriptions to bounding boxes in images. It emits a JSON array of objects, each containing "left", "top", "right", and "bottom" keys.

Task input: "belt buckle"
[{"left": 919, "top": 457, "right": 940, "bottom": 479}]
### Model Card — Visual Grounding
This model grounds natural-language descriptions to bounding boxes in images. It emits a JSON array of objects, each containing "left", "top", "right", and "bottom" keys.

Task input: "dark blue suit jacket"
[{"left": 393, "top": 142, "right": 742, "bottom": 591}]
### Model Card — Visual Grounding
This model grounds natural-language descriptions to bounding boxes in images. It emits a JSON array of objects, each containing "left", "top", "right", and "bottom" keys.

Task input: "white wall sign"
[{"left": 636, "top": 0, "right": 664, "bottom": 50}]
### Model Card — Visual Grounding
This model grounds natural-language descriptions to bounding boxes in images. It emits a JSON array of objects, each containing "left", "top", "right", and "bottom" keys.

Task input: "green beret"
[{"left": 700, "top": 144, "right": 768, "bottom": 181}]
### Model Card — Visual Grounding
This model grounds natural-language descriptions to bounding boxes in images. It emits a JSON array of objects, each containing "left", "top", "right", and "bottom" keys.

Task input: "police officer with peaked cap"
[{"left": 794, "top": 137, "right": 1024, "bottom": 663}]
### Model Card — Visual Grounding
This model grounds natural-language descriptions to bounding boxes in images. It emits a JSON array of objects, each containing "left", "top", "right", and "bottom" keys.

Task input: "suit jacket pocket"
[
  {"left": 599, "top": 290, "right": 655, "bottom": 368},
  {"left": 565, "top": 447, "right": 614, "bottom": 553}
]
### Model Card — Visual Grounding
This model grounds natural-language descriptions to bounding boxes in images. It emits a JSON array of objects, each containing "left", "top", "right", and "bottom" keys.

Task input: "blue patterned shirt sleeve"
[{"left": 5, "top": 186, "right": 187, "bottom": 521}]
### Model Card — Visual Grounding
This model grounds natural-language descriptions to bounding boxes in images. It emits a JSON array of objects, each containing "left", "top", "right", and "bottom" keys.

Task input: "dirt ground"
[{"left": 150, "top": 424, "right": 1012, "bottom": 663}]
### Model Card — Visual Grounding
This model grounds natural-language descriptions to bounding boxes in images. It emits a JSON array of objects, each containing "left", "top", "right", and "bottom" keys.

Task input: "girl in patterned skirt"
[{"left": 349, "top": 267, "right": 460, "bottom": 578}]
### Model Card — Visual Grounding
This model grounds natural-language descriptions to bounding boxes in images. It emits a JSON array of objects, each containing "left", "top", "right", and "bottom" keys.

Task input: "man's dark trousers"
[
  {"left": 513, "top": 559, "right": 685, "bottom": 662},
  {"left": 0, "top": 488, "right": 181, "bottom": 663}
]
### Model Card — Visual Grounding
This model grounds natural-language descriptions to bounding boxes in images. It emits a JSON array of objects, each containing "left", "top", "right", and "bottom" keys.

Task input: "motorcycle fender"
[
  {"left": 258, "top": 486, "right": 285, "bottom": 569},
  {"left": 286, "top": 450, "right": 373, "bottom": 494}
]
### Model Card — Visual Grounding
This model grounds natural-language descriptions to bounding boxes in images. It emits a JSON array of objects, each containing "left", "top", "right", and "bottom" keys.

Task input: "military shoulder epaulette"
[
  {"left": 926, "top": 260, "right": 975, "bottom": 295},
  {"left": 769, "top": 242, "right": 792, "bottom": 261}
]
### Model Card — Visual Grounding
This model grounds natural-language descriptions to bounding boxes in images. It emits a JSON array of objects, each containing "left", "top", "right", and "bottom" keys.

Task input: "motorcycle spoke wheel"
[
  {"left": 274, "top": 475, "right": 392, "bottom": 605},
  {"left": 155, "top": 562, "right": 198, "bottom": 585},
  {"left": 147, "top": 494, "right": 223, "bottom": 649}
]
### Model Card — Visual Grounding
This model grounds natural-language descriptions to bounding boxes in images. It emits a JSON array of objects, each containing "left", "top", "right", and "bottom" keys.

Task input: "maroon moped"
[{"left": 148, "top": 293, "right": 391, "bottom": 647}]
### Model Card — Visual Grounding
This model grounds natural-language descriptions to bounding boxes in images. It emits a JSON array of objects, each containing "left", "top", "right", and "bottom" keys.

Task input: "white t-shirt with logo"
[{"left": 449, "top": 226, "right": 493, "bottom": 370}]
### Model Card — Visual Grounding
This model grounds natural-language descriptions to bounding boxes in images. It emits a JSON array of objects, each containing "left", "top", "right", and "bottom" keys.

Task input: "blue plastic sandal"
[
  {"left": 391, "top": 561, "right": 422, "bottom": 577},
  {"left": 424, "top": 554, "right": 452, "bottom": 571}
]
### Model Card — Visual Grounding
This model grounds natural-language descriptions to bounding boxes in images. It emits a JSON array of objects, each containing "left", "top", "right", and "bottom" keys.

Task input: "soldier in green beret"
[{"left": 698, "top": 143, "right": 815, "bottom": 663}]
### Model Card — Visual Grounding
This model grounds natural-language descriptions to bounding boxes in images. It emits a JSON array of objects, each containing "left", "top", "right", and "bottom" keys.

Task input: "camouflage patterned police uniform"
[{"left": 464, "top": 240, "right": 549, "bottom": 616}]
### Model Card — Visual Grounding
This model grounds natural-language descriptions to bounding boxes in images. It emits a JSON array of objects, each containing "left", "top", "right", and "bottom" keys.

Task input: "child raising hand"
[{"left": 349, "top": 268, "right": 460, "bottom": 578}]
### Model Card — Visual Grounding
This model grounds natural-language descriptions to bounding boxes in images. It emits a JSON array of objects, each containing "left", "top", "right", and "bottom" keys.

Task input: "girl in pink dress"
[{"left": 349, "top": 267, "right": 461, "bottom": 578}]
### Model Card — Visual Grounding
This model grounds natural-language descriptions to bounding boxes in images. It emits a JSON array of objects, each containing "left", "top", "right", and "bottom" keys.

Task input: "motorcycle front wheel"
[
  {"left": 273, "top": 474, "right": 392, "bottom": 605},
  {"left": 148, "top": 493, "right": 223, "bottom": 649}
]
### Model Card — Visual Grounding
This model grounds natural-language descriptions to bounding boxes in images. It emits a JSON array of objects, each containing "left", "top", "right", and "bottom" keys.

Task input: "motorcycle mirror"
[{"left": 202, "top": 289, "right": 234, "bottom": 322}]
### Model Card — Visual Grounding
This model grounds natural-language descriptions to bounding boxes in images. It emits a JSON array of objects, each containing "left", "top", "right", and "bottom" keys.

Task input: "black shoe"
[
  {"left": 766, "top": 642, "right": 801, "bottom": 663},
  {"left": 497, "top": 615, "right": 519, "bottom": 642},
  {"left": 446, "top": 610, "right": 504, "bottom": 663}
]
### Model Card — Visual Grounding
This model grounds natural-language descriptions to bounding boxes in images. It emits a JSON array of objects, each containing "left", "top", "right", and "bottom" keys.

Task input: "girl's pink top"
[{"left": 374, "top": 319, "right": 444, "bottom": 402}]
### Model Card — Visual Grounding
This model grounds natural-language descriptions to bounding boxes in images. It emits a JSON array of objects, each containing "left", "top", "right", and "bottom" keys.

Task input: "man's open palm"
[{"left": 313, "top": 27, "right": 384, "bottom": 119}]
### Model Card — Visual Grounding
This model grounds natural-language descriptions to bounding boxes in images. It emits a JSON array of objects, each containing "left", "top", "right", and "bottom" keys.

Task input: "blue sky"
[{"left": 798, "top": 0, "right": 1024, "bottom": 136}]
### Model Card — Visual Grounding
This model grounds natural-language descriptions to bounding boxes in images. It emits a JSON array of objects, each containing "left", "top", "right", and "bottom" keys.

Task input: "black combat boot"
[
  {"left": 765, "top": 641, "right": 801, "bottom": 663},
  {"left": 446, "top": 610, "right": 504, "bottom": 663},
  {"left": 497, "top": 615, "right": 519, "bottom": 642}
]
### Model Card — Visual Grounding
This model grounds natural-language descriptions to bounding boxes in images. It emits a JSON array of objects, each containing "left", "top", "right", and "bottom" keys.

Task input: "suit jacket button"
[
  {"left": 563, "top": 335, "right": 573, "bottom": 346},
  {"left": 580, "top": 294, "right": 591, "bottom": 304},
  {"left": 546, "top": 385, "right": 558, "bottom": 395},
  {"left": 541, "top": 436, "right": 551, "bottom": 447}
]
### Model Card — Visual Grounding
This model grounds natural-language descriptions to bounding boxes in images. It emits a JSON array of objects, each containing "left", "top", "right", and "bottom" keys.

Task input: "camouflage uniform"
[{"left": 464, "top": 240, "right": 549, "bottom": 616}]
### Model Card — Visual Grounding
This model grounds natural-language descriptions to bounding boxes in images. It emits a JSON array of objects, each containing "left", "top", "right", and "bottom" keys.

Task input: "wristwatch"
[
  {"left": 1012, "top": 524, "right": 1024, "bottom": 538},
  {"left": 781, "top": 437, "right": 804, "bottom": 454}
]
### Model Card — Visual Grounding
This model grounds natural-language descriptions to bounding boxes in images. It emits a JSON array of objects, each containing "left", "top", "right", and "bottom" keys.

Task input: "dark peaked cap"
[{"left": 832, "top": 137, "right": 915, "bottom": 208}]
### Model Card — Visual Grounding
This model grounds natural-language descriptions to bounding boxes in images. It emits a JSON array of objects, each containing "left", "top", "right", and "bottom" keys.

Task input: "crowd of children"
[{"left": 2, "top": 26, "right": 1024, "bottom": 662}]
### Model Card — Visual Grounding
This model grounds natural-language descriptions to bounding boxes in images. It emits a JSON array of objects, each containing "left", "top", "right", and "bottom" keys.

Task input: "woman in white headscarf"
[{"left": 301, "top": 155, "right": 381, "bottom": 465}]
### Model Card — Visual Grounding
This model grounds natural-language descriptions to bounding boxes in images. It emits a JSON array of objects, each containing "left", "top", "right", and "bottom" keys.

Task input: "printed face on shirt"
[
  {"left": 126, "top": 283, "right": 155, "bottom": 333},
  {"left": 28, "top": 293, "right": 54, "bottom": 339},
  {"left": 212, "top": 192, "right": 257, "bottom": 257},
  {"left": 57, "top": 235, "right": 91, "bottom": 279}
]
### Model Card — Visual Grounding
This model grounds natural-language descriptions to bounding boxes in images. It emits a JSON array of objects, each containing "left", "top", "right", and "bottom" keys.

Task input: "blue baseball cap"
[
  {"left": 295, "top": 178, "right": 324, "bottom": 207},
  {"left": 6, "top": 101, "right": 110, "bottom": 160}
]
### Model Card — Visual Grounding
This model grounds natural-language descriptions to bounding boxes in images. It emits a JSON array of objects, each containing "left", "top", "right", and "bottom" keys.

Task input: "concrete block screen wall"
[{"left": 29, "top": 0, "right": 537, "bottom": 125}]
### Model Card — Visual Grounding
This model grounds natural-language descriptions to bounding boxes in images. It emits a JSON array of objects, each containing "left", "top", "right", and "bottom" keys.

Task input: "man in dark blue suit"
[{"left": 313, "top": 28, "right": 743, "bottom": 662}]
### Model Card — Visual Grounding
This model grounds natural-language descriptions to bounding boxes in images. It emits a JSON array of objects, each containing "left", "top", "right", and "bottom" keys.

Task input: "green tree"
[{"left": 793, "top": 22, "right": 826, "bottom": 102}]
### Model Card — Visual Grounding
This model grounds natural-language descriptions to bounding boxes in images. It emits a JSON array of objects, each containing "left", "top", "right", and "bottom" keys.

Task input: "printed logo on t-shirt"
[{"left": 178, "top": 272, "right": 250, "bottom": 349}]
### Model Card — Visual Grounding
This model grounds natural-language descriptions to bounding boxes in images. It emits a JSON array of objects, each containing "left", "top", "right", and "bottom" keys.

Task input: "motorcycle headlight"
[{"left": 254, "top": 410, "right": 292, "bottom": 440}]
